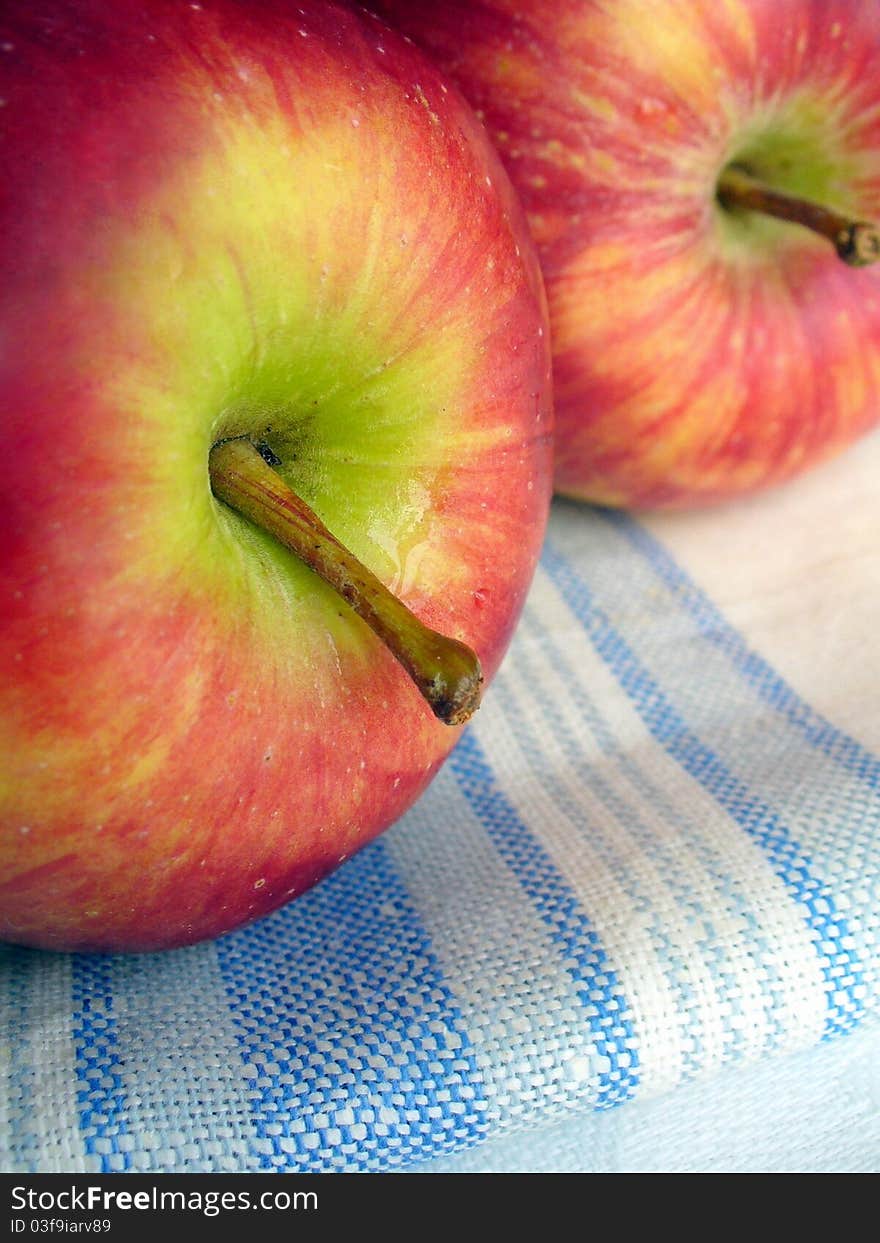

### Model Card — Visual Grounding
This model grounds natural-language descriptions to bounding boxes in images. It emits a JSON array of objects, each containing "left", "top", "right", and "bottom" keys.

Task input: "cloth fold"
[{"left": 3, "top": 430, "right": 879, "bottom": 1173}]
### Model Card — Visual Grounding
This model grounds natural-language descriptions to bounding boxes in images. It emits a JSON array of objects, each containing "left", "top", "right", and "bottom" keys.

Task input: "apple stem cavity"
[
  {"left": 208, "top": 437, "right": 483, "bottom": 726},
  {"left": 717, "top": 165, "right": 880, "bottom": 267}
]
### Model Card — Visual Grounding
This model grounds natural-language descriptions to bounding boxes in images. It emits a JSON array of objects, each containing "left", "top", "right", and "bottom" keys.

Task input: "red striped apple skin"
[
  {"left": 0, "top": 0, "right": 552, "bottom": 950},
  {"left": 372, "top": 0, "right": 880, "bottom": 508}
]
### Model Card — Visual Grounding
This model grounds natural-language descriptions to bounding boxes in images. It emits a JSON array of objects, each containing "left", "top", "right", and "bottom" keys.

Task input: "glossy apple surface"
[
  {"left": 0, "top": 0, "right": 552, "bottom": 951},
  {"left": 373, "top": 0, "right": 880, "bottom": 507}
]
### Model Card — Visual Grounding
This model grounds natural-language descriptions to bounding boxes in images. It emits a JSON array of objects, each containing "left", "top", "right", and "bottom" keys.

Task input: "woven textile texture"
[{"left": 2, "top": 430, "right": 879, "bottom": 1173}]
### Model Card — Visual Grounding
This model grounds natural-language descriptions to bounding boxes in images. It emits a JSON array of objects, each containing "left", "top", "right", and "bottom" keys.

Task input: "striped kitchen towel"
[{"left": 3, "top": 430, "right": 879, "bottom": 1173}]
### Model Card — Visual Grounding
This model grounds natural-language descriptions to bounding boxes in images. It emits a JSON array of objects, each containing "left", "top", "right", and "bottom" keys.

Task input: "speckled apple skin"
[
  {"left": 0, "top": 0, "right": 553, "bottom": 950},
  {"left": 373, "top": 0, "right": 880, "bottom": 508}
]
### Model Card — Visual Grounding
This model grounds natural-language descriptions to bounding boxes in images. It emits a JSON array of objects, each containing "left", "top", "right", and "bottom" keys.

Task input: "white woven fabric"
[
  {"left": 2, "top": 428, "right": 879, "bottom": 1173},
  {"left": 415, "top": 1015, "right": 880, "bottom": 1172}
]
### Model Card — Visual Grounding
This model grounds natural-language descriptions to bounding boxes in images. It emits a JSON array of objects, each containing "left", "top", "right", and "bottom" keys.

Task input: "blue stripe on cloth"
[
  {"left": 449, "top": 729, "right": 639, "bottom": 1107},
  {"left": 502, "top": 605, "right": 788, "bottom": 1071},
  {"left": 71, "top": 955, "right": 132, "bottom": 1172},
  {"left": 383, "top": 756, "right": 638, "bottom": 1128},
  {"left": 542, "top": 539, "right": 867, "bottom": 1040},
  {"left": 214, "top": 839, "right": 485, "bottom": 1172},
  {"left": 599, "top": 508, "right": 880, "bottom": 787}
]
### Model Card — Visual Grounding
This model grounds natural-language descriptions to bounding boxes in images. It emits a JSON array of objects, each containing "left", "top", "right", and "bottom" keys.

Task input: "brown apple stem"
[
  {"left": 717, "top": 165, "right": 880, "bottom": 267},
  {"left": 209, "top": 436, "right": 482, "bottom": 726}
]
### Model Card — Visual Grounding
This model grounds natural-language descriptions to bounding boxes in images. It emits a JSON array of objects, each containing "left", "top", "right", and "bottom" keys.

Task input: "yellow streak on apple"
[{"left": 57, "top": 104, "right": 520, "bottom": 675}]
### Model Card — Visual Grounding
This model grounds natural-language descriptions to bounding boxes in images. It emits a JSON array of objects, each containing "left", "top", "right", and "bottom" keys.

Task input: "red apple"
[
  {"left": 371, "top": 0, "right": 880, "bottom": 508},
  {"left": 0, "top": 0, "right": 552, "bottom": 951}
]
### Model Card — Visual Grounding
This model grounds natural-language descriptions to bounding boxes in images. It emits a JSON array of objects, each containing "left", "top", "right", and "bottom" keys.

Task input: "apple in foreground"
[
  {"left": 0, "top": 0, "right": 553, "bottom": 951},
  {"left": 372, "top": 0, "right": 880, "bottom": 508}
]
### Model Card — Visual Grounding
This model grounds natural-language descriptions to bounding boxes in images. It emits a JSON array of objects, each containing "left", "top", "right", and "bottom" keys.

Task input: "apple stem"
[
  {"left": 208, "top": 437, "right": 483, "bottom": 726},
  {"left": 717, "top": 165, "right": 880, "bottom": 267}
]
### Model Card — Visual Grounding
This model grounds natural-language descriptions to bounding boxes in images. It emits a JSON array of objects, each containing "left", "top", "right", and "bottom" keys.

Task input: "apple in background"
[
  {"left": 0, "top": 0, "right": 552, "bottom": 952},
  {"left": 371, "top": 0, "right": 880, "bottom": 508}
]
